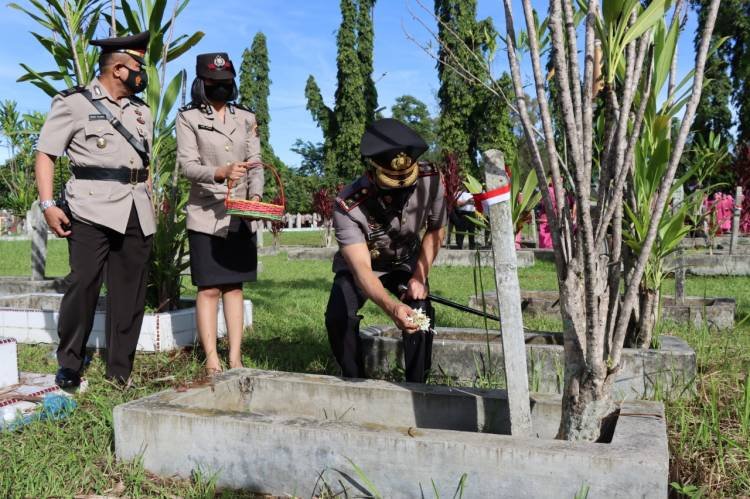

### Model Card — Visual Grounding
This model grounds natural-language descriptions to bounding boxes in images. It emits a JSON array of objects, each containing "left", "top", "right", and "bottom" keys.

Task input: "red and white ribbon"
[{"left": 472, "top": 184, "right": 511, "bottom": 213}]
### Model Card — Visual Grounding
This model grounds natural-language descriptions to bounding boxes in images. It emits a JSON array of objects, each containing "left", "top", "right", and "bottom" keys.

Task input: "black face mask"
[
  {"left": 205, "top": 82, "right": 234, "bottom": 102},
  {"left": 123, "top": 67, "right": 148, "bottom": 93},
  {"left": 376, "top": 184, "right": 415, "bottom": 208}
]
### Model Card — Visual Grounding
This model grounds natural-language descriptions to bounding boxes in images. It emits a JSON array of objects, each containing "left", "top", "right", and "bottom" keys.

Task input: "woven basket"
[{"left": 225, "top": 162, "right": 285, "bottom": 222}]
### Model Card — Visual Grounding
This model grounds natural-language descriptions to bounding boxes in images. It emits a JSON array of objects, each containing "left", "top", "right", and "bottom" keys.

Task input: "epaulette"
[
  {"left": 231, "top": 102, "right": 254, "bottom": 113},
  {"left": 178, "top": 102, "right": 200, "bottom": 113},
  {"left": 129, "top": 94, "right": 148, "bottom": 107},
  {"left": 336, "top": 179, "right": 373, "bottom": 212},
  {"left": 418, "top": 161, "right": 439, "bottom": 177},
  {"left": 58, "top": 86, "right": 84, "bottom": 97}
]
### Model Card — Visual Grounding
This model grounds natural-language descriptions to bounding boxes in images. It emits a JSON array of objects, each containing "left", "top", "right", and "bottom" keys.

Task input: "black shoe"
[{"left": 55, "top": 367, "right": 81, "bottom": 388}]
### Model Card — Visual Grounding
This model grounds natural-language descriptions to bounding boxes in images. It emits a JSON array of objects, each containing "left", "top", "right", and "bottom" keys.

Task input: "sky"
[{"left": 0, "top": 0, "right": 699, "bottom": 167}]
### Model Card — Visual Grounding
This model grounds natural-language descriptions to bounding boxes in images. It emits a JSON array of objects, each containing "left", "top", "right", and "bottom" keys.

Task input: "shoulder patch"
[
  {"left": 336, "top": 181, "right": 373, "bottom": 213},
  {"left": 59, "top": 86, "right": 84, "bottom": 97},
  {"left": 418, "top": 161, "right": 439, "bottom": 177}
]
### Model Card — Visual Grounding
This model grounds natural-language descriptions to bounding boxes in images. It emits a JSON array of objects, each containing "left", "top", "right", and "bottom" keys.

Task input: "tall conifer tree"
[
  {"left": 434, "top": 0, "right": 514, "bottom": 176},
  {"left": 239, "top": 32, "right": 274, "bottom": 161},
  {"left": 306, "top": 0, "right": 377, "bottom": 183}
]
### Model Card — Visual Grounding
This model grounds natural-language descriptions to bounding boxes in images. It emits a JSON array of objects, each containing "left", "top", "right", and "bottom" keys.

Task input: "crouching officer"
[
  {"left": 34, "top": 31, "right": 155, "bottom": 388},
  {"left": 325, "top": 118, "right": 447, "bottom": 383}
]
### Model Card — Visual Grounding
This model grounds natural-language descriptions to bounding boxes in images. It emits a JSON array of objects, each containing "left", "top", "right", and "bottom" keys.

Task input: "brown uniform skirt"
[{"left": 188, "top": 217, "right": 257, "bottom": 287}]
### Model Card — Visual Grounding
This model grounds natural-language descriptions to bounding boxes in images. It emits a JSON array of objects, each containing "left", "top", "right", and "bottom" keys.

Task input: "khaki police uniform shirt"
[
  {"left": 176, "top": 103, "right": 263, "bottom": 237},
  {"left": 332, "top": 163, "right": 447, "bottom": 277},
  {"left": 36, "top": 78, "right": 156, "bottom": 236}
]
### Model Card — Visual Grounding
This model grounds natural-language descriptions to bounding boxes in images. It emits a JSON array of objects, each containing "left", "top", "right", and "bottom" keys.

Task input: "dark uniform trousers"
[
  {"left": 57, "top": 204, "right": 153, "bottom": 381},
  {"left": 325, "top": 270, "right": 435, "bottom": 383}
]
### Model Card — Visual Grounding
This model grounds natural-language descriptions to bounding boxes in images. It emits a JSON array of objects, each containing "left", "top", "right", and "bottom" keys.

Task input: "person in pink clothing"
[
  {"left": 717, "top": 193, "right": 734, "bottom": 233},
  {"left": 536, "top": 183, "right": 556, "bottom": 249}
]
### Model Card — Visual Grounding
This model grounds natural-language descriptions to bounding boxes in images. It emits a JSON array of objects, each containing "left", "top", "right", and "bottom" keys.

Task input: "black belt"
[{"left": 71, "top": 166, "right": 149, "bottom": 184}]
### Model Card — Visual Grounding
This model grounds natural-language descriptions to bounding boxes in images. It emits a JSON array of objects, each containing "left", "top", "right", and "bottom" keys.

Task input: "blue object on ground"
[{"left": 0, "top": 394, "right": 77, "bottom": 431}]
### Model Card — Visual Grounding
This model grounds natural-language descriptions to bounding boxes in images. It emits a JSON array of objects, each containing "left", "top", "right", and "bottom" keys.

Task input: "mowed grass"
[{"left": 0, "top": 239, "right": 748, "bottom": 496}]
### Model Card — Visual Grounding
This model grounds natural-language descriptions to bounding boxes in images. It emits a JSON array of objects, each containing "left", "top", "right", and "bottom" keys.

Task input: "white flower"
[{"left": 408, "top": 307, "right": 431, "bottom": 331}]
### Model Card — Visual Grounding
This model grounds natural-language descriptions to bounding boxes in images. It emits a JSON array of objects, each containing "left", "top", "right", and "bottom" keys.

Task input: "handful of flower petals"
[{"left": 407, "top": 307, "right": 432, "bottom": 331}]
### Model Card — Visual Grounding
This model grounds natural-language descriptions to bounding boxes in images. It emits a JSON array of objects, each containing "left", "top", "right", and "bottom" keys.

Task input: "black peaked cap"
[
  {"left": 196, "top": 52, "right": 236, "bottom": 80},
  {"left": 360, "top": 118, "right": 428, "bottom": 165},
  {"left": 91, "top": 31, "right": 150, "bottom": 64}
]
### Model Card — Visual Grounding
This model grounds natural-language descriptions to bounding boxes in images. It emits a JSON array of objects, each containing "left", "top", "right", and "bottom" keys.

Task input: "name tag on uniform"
[
  {"left": 367, "top": 226, "right": 387, "bottom": 241},
  {"left": 88, "top": 114, "right": 107, "bottom": 121},
  {"left": 198, "top": 124, "right": 214, "bottom": 131}
]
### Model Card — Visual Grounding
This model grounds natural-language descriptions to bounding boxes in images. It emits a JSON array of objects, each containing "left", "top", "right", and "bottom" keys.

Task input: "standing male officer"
[
  {"left": 325, "top": 118, "right": 447, "bottom": 383},
  {"left": 34, "top": 31, "right": 155, "bottom": 388}
]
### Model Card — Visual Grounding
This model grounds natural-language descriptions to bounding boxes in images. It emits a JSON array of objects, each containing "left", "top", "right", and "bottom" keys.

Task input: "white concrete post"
[
  {"left": 29, "top": 201, "right": 47, "bottom": 281},
  {"left": 295, "top": 213, "right": 302, "bottom": 229},
  {"left": 256, "top": 223, "right": 264, "bottom": 248},
  {"left": 530, "top": 209, "right": 538, "bottom": 248},
  {"left": 730, "top": 186, "right": 743, "bottom": 255},
  {"left": 482, "top": 149, "right": 532, "bottom": 437}
]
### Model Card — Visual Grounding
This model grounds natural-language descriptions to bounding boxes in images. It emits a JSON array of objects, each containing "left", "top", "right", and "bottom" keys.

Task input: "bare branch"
[{"left": 610, "top": 0, "right": 722, "bottom": 368}]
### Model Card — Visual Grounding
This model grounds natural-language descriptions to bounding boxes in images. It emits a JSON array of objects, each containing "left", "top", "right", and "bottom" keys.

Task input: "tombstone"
[
  {"left": 672, "top": 185, "right": 686, "bottom": 303},
  {"left": 287, "top": 214, "right": 293, "bottom": 229},
  {"left": 28, "top": 202, "right": 47, "bottom": 281},
  {"left": 530, "top": 209, "right": 539, "bottom": 248},
  {"left": 730, "top": 186, "right": 743, "bottom": 255},
  {"left": 295, "top": 213, "right": 302, "bottom": 229},
  {"left": 481, "top": 149, "right": 532, "bottom": 436},
  {"left": 256, "top": 223, "right": 264, "bottom": 248}
]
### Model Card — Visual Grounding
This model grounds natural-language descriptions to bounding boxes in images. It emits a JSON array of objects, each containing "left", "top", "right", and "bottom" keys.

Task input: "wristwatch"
[{"left": 39, "top": 200, "right": 56, "bottom": 211}]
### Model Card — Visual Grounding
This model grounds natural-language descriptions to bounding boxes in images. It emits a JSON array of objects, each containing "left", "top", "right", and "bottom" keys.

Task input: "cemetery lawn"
[{"left": 0, "top": 240, "right": 748, "bottom": 497}]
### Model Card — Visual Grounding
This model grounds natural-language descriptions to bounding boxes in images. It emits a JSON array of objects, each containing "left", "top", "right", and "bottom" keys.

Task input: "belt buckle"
[{"left": 129, "top": 168, "right": 138, "bottom": 185}]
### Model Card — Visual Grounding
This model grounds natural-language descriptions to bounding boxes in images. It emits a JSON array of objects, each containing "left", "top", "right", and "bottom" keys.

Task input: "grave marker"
[{"left": 482, "top": 149, "right": 532, "bottom": 436}]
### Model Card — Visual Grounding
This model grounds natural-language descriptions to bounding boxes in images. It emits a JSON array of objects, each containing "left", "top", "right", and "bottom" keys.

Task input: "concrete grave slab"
[
  {"left": 0, "top": 338, "right": 18, "bottom": 388},
  {"left": 666, "top": 253, "right": 750, "bottom": 276},
  {"left": 0, "top": 293, "right": 252, "bottom": 352},
  {"left": 114, "top": 369, "right": 668, "bottom": 498},
  {"left": 0, "top": 277, "right": 69, "bottom": 296},
  {"left": 285, "top": 247, "right": 535, "bottom": 268},
  {"left": 361, "top": 326, "right": 696, "bottom": 400},
  {"left": 470, "top": 290, "right": 737, "bottom": 330}
]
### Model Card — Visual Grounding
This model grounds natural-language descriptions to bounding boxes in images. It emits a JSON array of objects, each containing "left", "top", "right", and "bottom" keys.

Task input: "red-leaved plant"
[{"left": 313, "top": 187, "right": 337, "bottom": 247}]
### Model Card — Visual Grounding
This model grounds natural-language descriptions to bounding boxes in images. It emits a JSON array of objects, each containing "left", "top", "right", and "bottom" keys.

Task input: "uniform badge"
[
  {"left": 96, "top": 137, "right": 107, "bottom": 149},
  {"left": 94, "top": 86, "right": 102, "bottom": 96},
  {"left": 198, "top": 124, "right": 214, "bottom": 131},
  {"left": 369, "top": 248, "right": 381, "bottom": 259},
  {"left": 213, "top": 55, "right": 226, "bottom": 68},
  {"left": 88, "top": 114, "right": 106, "bottom": 121}
]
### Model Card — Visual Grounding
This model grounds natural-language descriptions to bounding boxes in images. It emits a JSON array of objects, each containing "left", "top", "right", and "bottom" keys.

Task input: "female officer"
[{"left": 176, "top": 52, "right": 263, "bottom": 373}]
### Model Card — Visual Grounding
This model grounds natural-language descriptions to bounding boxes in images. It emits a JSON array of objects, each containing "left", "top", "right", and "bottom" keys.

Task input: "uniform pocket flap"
[{"left": 84, "top": 124, "right": 116, "bottom": 137}]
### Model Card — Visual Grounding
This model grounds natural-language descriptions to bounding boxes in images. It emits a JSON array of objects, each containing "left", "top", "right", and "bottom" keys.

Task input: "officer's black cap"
[
  {"left": 91, "top": 31, "right": 150, "bottom": 65},
  {"left": 196, "top": 53, "right": 236, "bottom": 81},
  {"left": 360, "top": 118, "right": 428, "bottom": 166}
]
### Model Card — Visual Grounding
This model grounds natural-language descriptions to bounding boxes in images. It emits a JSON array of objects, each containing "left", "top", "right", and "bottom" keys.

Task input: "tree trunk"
[
  {"left": 324, "top": 220, "right": 333, "bottom": 247},
  {"left": 556, "top": 271, "right": 617, "bottom": 441}
]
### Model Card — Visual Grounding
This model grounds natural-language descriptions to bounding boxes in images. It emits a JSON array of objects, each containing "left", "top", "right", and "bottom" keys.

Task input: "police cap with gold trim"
[
  {"left": 361, "top": 118, "right": 428, "bottom": 189},
  {"left": 91, "top": 30, "right": 150, "bottom": 65}
]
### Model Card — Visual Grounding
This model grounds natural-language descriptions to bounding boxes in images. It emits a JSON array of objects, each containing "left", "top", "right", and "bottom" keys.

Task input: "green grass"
[
  {"left": 262, "top": 229, "right": 328, "bottom": 248},
  {"left": 0, "top": 240, "right": 748, "bottom": 496}
]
